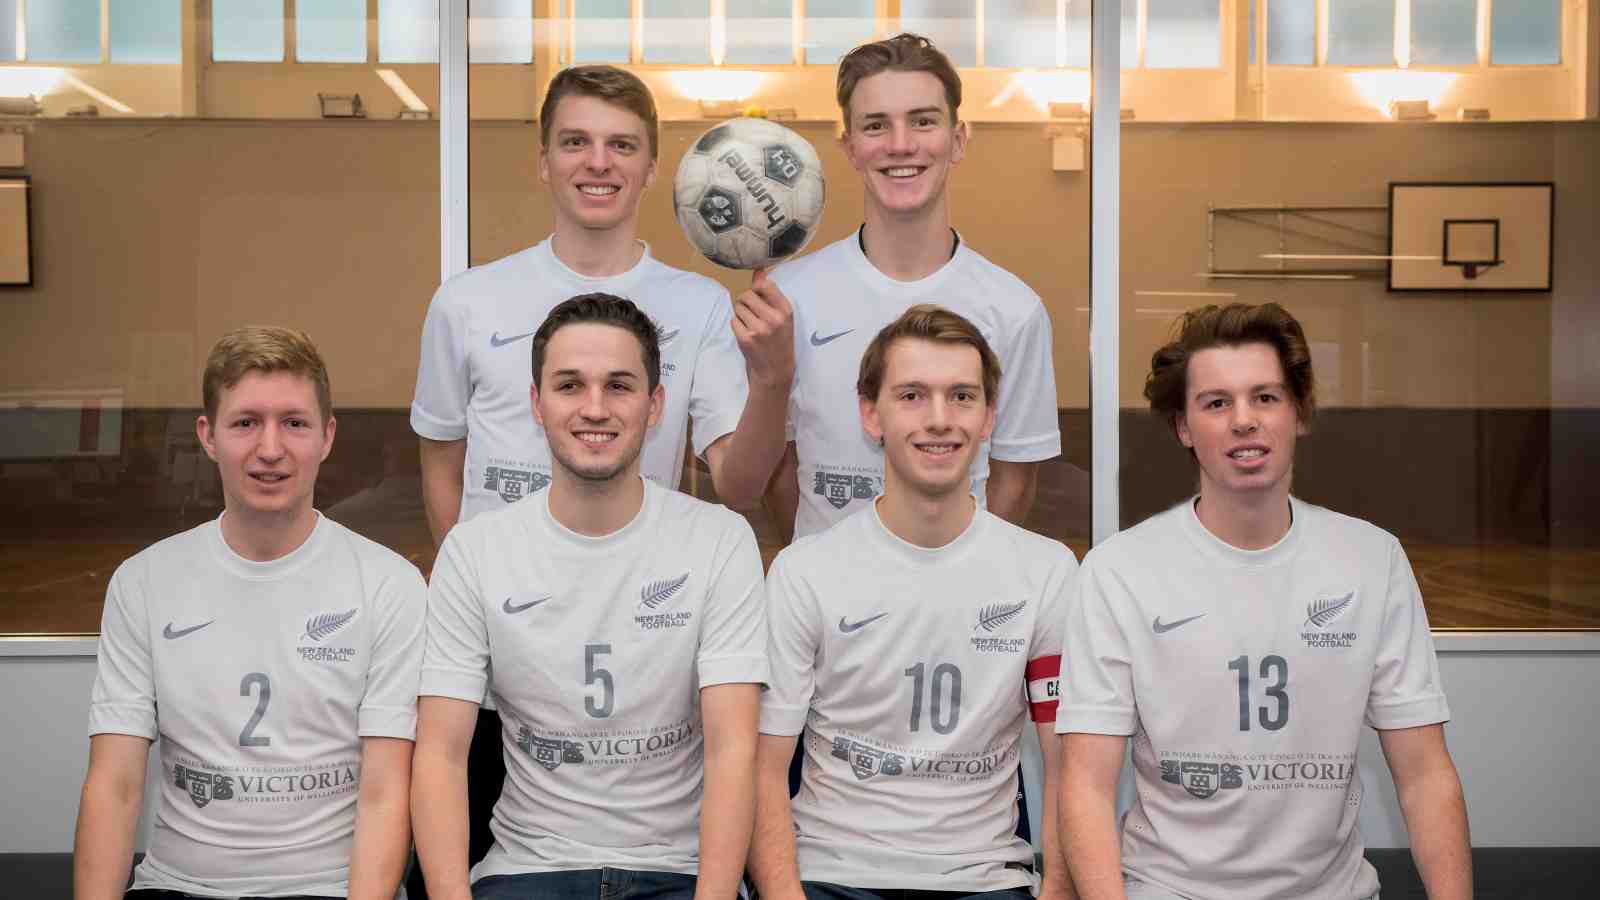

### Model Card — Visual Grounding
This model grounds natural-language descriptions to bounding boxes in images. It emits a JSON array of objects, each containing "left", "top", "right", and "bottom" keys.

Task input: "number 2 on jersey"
[
  {"left": 1228, "top": 654, "right": 1288, "bottom": 731},
  {"left": 239, "top": 672, "right": 272, "bottom": 747},
  {"left": 904, "top": 662, "right": 962, "bottom": 734}
]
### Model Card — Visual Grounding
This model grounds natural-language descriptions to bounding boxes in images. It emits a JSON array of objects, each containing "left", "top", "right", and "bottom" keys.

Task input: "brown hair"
[
  {"left": 857, "top": 304, "right": 1000, "bottom": 403},
  {"left": 1144, "top": 303, "right": 1315, "bottom": 433},
  {"left": 540, "top": 65, "right": 660, "bottom": 159},
  {"left": 202, "top": 326, "right": 332, "bottom": 424},
  {"left": 531, "top": 293, "right": 662, "bottom": 391},
  {"left": 836, "top": 33, "right": 962, "bottom": 127}
]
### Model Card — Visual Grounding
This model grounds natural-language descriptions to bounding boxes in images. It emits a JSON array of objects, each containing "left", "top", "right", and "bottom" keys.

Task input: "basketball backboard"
[{"left": 1388, "top": 182, "right": 1553, "bottom": 291}]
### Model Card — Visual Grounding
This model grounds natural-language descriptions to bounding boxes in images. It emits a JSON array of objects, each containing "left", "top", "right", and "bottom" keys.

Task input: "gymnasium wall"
[{"left": 1, "top": 118, "right": 1596, "bottom": 412}]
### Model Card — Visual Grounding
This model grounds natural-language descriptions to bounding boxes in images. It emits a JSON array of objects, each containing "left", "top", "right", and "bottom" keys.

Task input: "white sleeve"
[
  {"left": 688, "top": 287, "right": 747, "bottom": 459},
  {"left": 358, "top": 563, "right": 428, "bottom": 739},
  {"left": 88, "top": 563, "right": 157, "bottom": 740},
  {"left": 1366, "top": 538, "right": 1451, "bottom": 730},
  {"left": 990, "top": 304, "right": 1062, "bottom": 463},
  {"left": 695, "top": 516, "right": 769, "bottom": 688},
  {"left": 1055, "top": 554, "right": 1137, "bottom": 736},
  {"left": 1027, "top": 546, "right": 1076, "bottom": 723},
  {"left": 410, "top": 281, "right": 471, "bottom": 442},
  {"left": 758, "top": 549, "right": 819, "bottom": 736},
  {"left": 418, "top": 532, "right": 490, "bottom": 704}
]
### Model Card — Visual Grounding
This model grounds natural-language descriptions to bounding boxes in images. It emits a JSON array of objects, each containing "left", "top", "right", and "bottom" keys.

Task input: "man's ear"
[
  {"left": 1175, "top": 413, "right": 1194, "bottom": 449},
  {"left": 530, "top": 382, "right": 546, "bottom": 429},
  {"left": 647, "top": 382, "right": 665, "bottom": 428},
  {"left": 859, "top": 394, "right": 884, "bottom": 446},
  {"left": 196, "top": 415, "right": 218, "bottom": 462},
  {"left": 950, "top": 119, "right": 969, "bottom": 166}
]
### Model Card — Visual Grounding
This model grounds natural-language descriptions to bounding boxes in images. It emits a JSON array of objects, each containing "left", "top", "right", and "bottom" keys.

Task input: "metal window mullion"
[
  {"left": 1315, "top": 0, "right": 1327, "bottom": 65},
  {"left": 1136, "top": 0, "right": 1146, "bottom": 68},
  {"left": 792, "top": 0, "right": 805, "bottom": 65},
  {"left": 101, "top": 0, "right": 109, "bottom": 63},
  {"left": 440, "top": 0, "right": 470, "bottom": 281},
  {"left": 1477, "top": 0, "right": 1491, "bottom": 66},
  {"left": 1090, "top": 0, "right": 1122, "bottom": 546},
  {"left": 367, "top": 0, "right": 379, "bottom": 63},
  {"left": 285, "top": 0, "right": 297, "bottom": 62},
  {"left": 974, "top": 0, "right": 984, "bottom": 67},
  {"left": 630, "top": 0, "right": 642, "bottom": 63}
]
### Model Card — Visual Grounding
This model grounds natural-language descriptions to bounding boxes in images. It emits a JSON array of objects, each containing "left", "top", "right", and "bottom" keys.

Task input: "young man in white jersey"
[
  {"left": 75, "top": 327, "right": 426, "bottom": 899},
  {"left": 763, "top": 34, "right": 1062, "bottom": 544},
  {"left": 1057, "top": 304, "right": 1472, "bottom": 900},
  {"left": 750, "top": 305, "right": 1077, "bottom": 900},
  {"left": 412, "top": 65, "right": 792, "bottom": 539},
  {"left": 413, "top": 294, "right": 769, "bottom": 900}
]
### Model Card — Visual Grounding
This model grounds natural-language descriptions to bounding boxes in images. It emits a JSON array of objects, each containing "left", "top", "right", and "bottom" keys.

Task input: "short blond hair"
[
  {"left": 202, "top": 326, "right": 332, "bottom": 423},
  {"left": 857, "top": 305, "right": 1001, "bottom": 403}
]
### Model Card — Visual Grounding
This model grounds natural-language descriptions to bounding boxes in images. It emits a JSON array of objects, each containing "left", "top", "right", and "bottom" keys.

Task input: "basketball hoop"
[{"left": 1442, "top": 218, "right": 1502, "bottom": 280}]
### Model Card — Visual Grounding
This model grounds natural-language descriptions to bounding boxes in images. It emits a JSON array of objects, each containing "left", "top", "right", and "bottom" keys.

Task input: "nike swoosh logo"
[
  {"left": 503, "top": 594, "right": 551, "bottom": 614},
  {"left": 490, "top": 329, "right": 538, "bottom": 349},
  {"left": 810, "top": 329, "right": 854, "bottom": 347},
  {"left": 1152, "top": 613, "right": 1205, "bottom": 635},
  {"left": 838, "top": 613, "right": 888, "bottom": 634},
  {"left": 162, "top": 620, "right": 214, "bottom": 640}
]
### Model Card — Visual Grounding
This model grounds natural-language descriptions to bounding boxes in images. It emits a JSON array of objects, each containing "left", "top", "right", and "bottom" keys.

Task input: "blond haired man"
[{"left": 74, "top": 327, "right": 426, "bottom": 900}]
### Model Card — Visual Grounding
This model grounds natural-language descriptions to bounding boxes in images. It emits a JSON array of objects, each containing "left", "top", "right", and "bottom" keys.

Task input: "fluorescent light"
[
  {"left": 992, "top": 70, "right": 1092, "bottom": 112},
  {"left": 377, "top": 68, "right": 429, "bottom": 113},
  {"left": 668, "top": 70, "right": 764, "bottom": 103},
  {"left": 1348, "top": 70, "right": 1457, "bottom": 118},
  {"left": 62, "top": 74, "right": 133, "bottom": 114},
  {"left": 0, "top": 67, "right": 67, "bottom": 98}
]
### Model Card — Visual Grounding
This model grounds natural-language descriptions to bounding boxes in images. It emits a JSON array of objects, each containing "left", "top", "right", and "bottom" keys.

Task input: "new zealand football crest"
[
  {"left": 173, "top": 764, "right": 235, "bottom": 808},
  {"left": 812, "top": 472, "right": 876, "bottom": 510},
  {"left": 516, "top": 726, "right": 585, "bottom": 772},
  {"left": 484, "top": 466, "right": 551, "bottom": 503},
  {"left": 831, "top": 736, "right": 905, "bottom": 781},
  {"left": 1160, "top": 759, "right": 1243, "bottom": 799}
]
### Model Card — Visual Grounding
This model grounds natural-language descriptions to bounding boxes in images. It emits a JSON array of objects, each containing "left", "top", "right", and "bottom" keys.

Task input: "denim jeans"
[{"left": 472, "top": 867, "right": 697, "bottom": 900}]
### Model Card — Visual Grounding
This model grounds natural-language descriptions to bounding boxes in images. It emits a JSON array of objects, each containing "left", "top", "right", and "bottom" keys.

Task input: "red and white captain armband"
[{"left": 1026, "top": 654, "right": 1061, "bottom": 722}]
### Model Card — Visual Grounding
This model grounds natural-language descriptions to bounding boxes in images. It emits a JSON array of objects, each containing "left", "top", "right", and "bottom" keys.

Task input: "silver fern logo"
[
  {"left": 640, "top": 572, "right": 690, "bottom": 609},
  {"left": 974, "top": 600, "right": 1026, "bottom": 632},
  {"left": 303, "top": 609, "right": 357, "bottom": 641},
  {"left": 1304, "top": 592, "right": 1355, "bottom": 628}
]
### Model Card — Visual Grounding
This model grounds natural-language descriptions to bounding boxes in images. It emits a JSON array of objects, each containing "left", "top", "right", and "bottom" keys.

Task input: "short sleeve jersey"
[
  {"left": 410, "top": 239, "right": 747, "bottom": 522},
  {"left": 88, "top": 514, "right": 427, "bottom": 898},
  {"left": 420, "top": 479, "right": 770, "bottom": 880},
  {"left": 769, "top": 232, "right": 1062, "bottom": 539},
  {"left": 1055, "top": 498, "right": 1450, "bottom": 900},
  {"left": 761, "top": 503, "right": 1077, "bottom": 892}
]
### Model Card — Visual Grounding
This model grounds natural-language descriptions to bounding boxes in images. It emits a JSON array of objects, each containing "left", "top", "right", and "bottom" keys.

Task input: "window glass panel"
[
  {"left": 380, "top": 0, "right": 438, "bottom": 62},
  {"left": 1492, "top": 0, "right": 1560, "bottom": 65},
  {"left": 298, "top": 0, "right": 368, "bottom": 63},
  {"left": 1145, "top": 0, "right": 1220, "bottom": 69},
  {"left": 986, "top": 0, "right": 1055, "bottom": 69},
  {"left": 901, "top": 0, "right": 975, "bottom": 67},
  {"left": 1327, "top": 0, "right": 1394, "bottom": 65},
  {"left": 726, "top": 0, "right": 791, "bottom": 64},
  {"left": 1062, "top": 0, "right": 1089, "bottom": 67},
  {"left": 470, "top": 0, "right": 533, "bottom": 63},
  {"left": 1412, "top": 0, "right": 1476, "bottom": 65},
  {"left": 25, "top": 0, "right": 99, "bottom": 63},
  {"left": 573, "top": 0, "right": 631, "bottom": 63},
  {"left": 1268, "top": 0, "right": 1315, "bottom": 65},
  {"left": 0, "top": 0, "right": 18, "bottom": 62},
  {"left": 111, "top": 0, "right": 181, "bottom": 63},
  {"left": 214, "top": 0, "right": 286, "bottom": 61},
  {"left": 1121, "top": 0, "right": 1138, "bottom": 68},
  {"left": 643, "top": 0, "right": 709, "bottom": 63},
  {"left": 803, "top": 0, "right": 872, "bottom": 64}
]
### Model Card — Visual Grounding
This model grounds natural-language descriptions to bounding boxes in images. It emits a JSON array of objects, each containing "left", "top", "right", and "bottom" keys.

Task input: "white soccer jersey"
[
  {"left": 421, "top": 478, "right": 770, "bottom": 881},
  {"left": 1056, "top": 498, "right": 1450, "bottom": 900},
  {"left": 769, "top": 232, "right": 1062, "bottom": 539},
  {"left": 411, "top": 238, "right": 747, "bottom": 523},
  {"left": 88, "top": 514, "right": 427, "bottom": 898},
  {"left": 761, "top": 503, "right": 1077, "bottom": 892}
]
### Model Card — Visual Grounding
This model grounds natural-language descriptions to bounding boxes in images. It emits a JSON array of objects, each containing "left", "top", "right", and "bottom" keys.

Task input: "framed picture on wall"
[{"left": 0, "top": 176, "right": 31, "bottom": 286}]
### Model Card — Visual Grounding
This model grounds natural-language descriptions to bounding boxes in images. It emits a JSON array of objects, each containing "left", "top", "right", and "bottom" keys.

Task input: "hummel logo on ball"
[
  {"left": 1152, "top": 613, "right": 1205, "bottom": 635},
  {"left": 838, "top": 613, "right": 887, "bottom": 634},
  {"left": 163, "top": 620, "right": 214, "bottom": 640},
  {"left": 810, "top": 329, "right": 854, "bottom": 347}
]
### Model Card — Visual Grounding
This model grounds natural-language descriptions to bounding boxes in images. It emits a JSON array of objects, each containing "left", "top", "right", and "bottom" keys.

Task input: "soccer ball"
[{"left": 673, "top": 118, "right": 826, "bottom": 270}]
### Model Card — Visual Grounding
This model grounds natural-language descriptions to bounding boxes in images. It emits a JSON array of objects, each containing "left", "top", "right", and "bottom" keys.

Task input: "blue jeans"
[
  {"left": 473, "top": 868, "right": 697, "bottom": 900},
  {"left": 800, "top": 883, "right": 1031, "bottom": 900}
]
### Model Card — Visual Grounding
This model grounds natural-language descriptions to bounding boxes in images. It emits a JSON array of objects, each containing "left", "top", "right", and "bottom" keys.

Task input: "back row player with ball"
[{"left": 763, "top": 34, "right": 1063, "bottom": 542}]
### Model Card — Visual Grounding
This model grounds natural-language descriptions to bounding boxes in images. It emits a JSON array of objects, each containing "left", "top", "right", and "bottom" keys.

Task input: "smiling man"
[
  {"left": 749, "top": 306, "right": 1077, "bottom": 900},
  {"left": 1057, "top": 303, "right": 1471, "bottom": 900},
  {"left": 413, "top": 294, "right": 768, "bottom": 900},
  {"left": 762, "top": 34, "right": 1061, "bottom": 543},
  {"left": 74, "top": 327, "right": 426, "bottom": 900}
]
